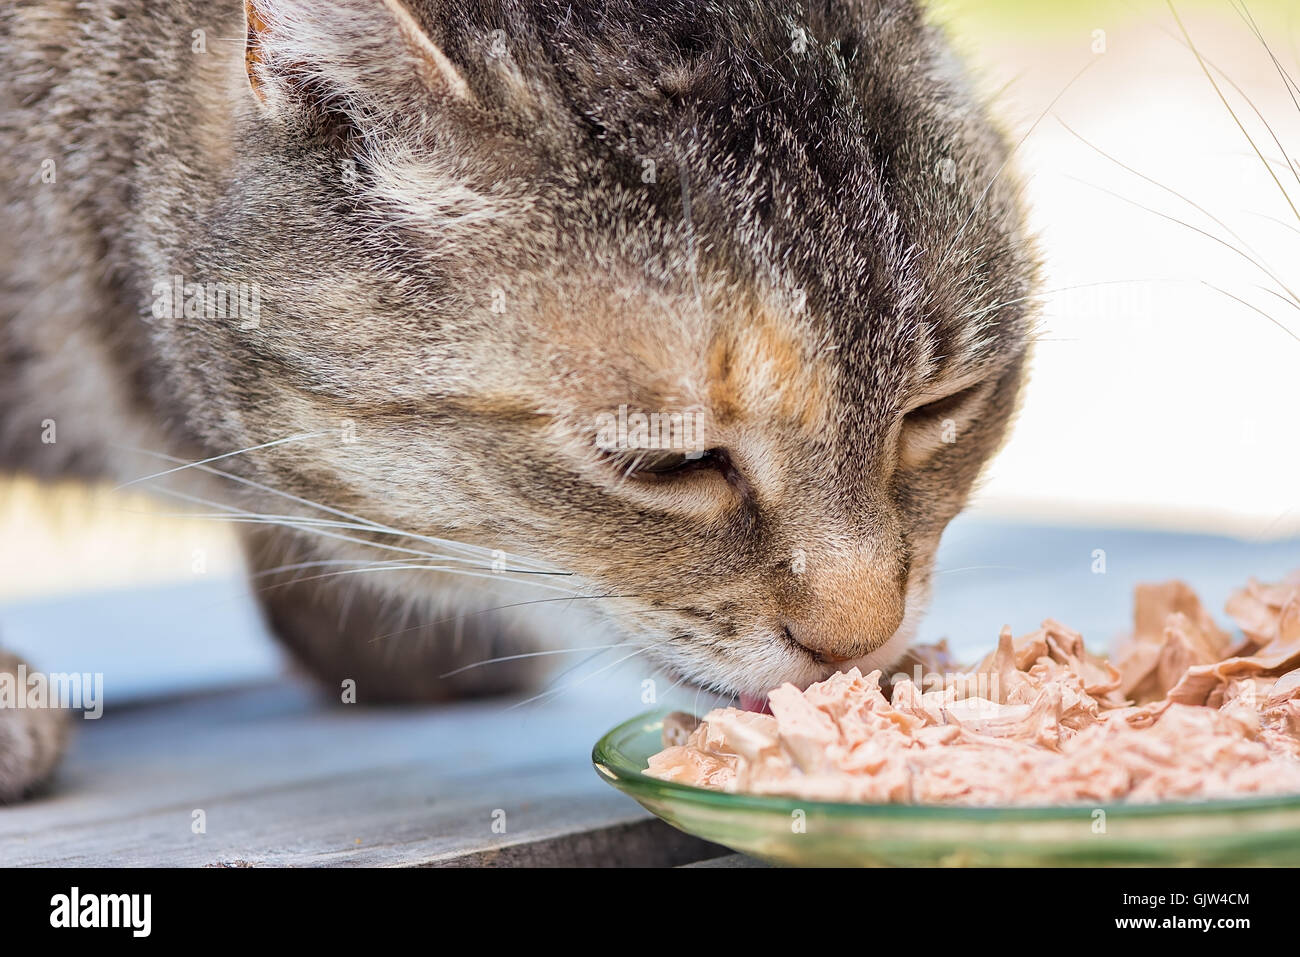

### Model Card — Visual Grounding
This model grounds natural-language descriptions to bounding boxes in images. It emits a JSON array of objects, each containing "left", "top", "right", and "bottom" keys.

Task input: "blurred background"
[
  {"left": 938, "top": 0, "right": 1298, "bottom": 541},
  {"left": 1, "top": 0, "right": 1297, "bottom": 691}
]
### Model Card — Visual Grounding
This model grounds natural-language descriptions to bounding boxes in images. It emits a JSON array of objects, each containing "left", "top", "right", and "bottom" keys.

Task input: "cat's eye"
[
  {"left": 633, "top": 450, "right": 706, "bottom": 474},
  {"left": 621, "top": 448, "right": 722, "bottom": 478},
  {"left": 898, "top": 378, "right": 989, "bottom": 469},
  {"left": 904, "top": 379, "right": 985, "bottom": 423},
  {"left": 601, "top": 446, "right": 754, "bottom": 501},
  {"left": 599, "top": 446, "right": 735, "bottom": 484}
]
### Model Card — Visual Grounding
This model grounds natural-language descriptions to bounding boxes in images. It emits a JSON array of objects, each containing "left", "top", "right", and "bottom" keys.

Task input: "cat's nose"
[
  {"left": 784, "top": 614, "right": 903, "bottom": 664},
  {"left": 783, "top": 601, "right": 905, "bottom": 662},
  {"left": 778, "top": 552, "right": 907, "bottom": 662},
  {"left": 782, "top": 625, "right": 857, "bottom": 664}
]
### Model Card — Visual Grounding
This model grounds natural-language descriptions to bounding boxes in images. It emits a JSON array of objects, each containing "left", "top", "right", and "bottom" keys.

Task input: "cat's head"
[{"left": 169, "top": 0, "right": 1035, "bottom": 697}]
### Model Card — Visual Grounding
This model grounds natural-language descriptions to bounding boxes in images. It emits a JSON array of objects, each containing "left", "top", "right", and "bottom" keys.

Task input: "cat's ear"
[{"left": 243, "top": 0, "right": 473, "bottom": 115}]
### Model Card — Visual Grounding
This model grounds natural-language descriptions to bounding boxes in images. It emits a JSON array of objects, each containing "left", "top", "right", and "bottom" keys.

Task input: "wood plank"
[
  {"left": 432, "top": 819, "right": 728, "bottom": 868},
  {"left": 0, "top": 680, "right": 663, "bottom": 866},
  {"left": 680, "top": 853, "right": 768, "bottom": 868}
]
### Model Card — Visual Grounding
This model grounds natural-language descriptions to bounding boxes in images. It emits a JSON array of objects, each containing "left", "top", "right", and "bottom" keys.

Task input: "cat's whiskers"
[
  {"left": 122, "top": 442, "right": 558, "bottom": 569},
  {"left": 506, "top": 644, "right": 652, "bottom": 710},
  {"left": 538, "top": 641, "right": 630, "bottom": 692},
  {"left": 1229, "top": 1, "right": 1299, "bottom": 97},
  {"left": 249, "top": 558, "right": 576, "bottom": 598},
  {"left": 121, "top": 442, "right": 568, "bottom": 576},
  {"left": 1167, "top": 0, "right": 1300, "bottom": 225},
  {"left": 252, "top": 557, "right": 464, "bottom": 576},
  {"left": 935, "top": 564, "right": 1024, "bottom": 576},
  {"left": 252, "top": 562, "right": 582, "bottom": 595},
  {"left": 368, "top": 593, "right": 638, "bottom": 644},
  {"left": 1200, "top": 283, "right": 1300, "bottom": 345},
  {"left": 439, "top": 643, "right": 628, "bottom": 678},
  {"left": 112, "top": 432, "right": 331, "bottom": 492},
  {"left": 1145, "top": 6, "right": 1300, "bottom": 188},
  {"left": 165, "top": 513, "right": 524, "bottom": 568},
  {"left": 657, "top": 670, "right": 693, "bottom": 706},
  {"left": 1062, "top": 174, "right": 1300, "bottom": 338},
  {"left": 1056, "top": 117, "right": 1290, "bottom": 288},
  {"left": 153, "top": 485, "right": 534, "bottom": 571},
  {"left": 1255, "top": 285, "right": 1300, "bottom": 315},
  {"left": 955, "top": 278, "right": 1193, "bottom": 325},
  {"left": 936, "top": 58, "right": 1098, "bottom": 276},
  {"left": 1247, "top": 209, "right": 1300, "bottom": 238}
]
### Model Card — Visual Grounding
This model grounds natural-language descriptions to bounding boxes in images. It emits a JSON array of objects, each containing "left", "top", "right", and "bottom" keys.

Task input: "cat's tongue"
[{"left": 739, "top": 693, "right": 772, "bottom": 714}]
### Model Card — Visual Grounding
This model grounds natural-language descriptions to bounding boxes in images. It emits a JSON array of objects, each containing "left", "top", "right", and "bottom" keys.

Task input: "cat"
[{"left": 0, "top": 0, "right": 1036, "bottom": 801}]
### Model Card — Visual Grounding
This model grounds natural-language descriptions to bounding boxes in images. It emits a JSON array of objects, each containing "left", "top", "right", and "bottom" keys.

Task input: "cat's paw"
[{"left": 0, "top": 650, "right": 71, "bottom": 803}]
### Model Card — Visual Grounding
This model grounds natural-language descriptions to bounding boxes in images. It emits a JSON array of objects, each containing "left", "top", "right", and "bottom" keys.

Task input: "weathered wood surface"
[{"left": 0, "top": 680, "right": 731, "bottom": 866}]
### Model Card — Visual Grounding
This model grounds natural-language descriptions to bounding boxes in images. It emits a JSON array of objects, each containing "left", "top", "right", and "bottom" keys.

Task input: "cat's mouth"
[
  {"left": 646, "top": 655, "right": 777, "bottom": 714},
  {"left": 654, "top": 619, "right": 919, "bottom": 715}
]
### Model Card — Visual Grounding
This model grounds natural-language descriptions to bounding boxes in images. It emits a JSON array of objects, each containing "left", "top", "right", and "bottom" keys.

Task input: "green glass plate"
[{"left": 593, "top": 710, "right": 1300, "bottom": 866}]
